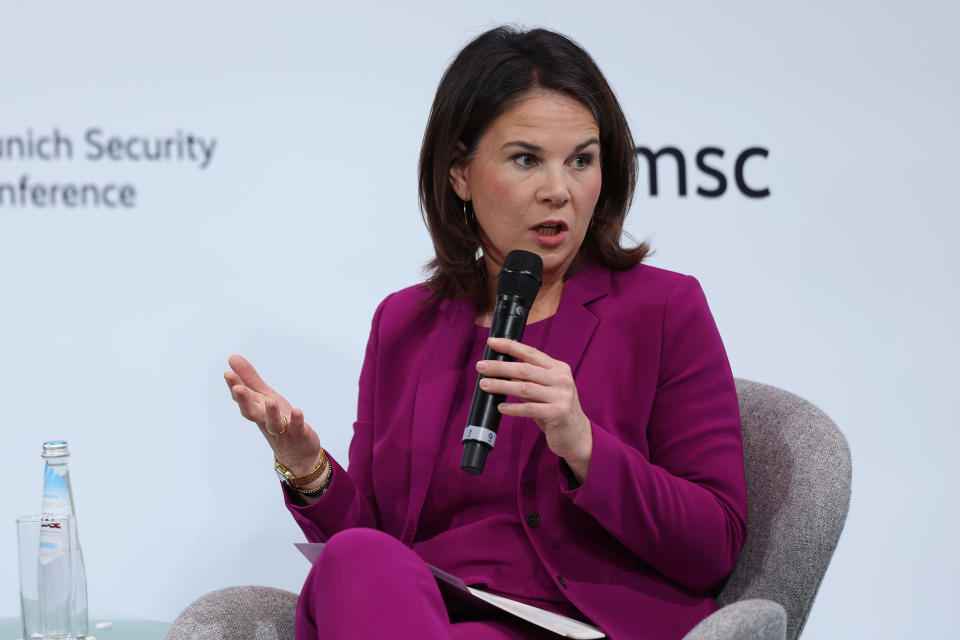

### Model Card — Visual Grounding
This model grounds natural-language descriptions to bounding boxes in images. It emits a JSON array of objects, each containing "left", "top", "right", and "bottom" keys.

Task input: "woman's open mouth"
[
  {"left": 530, "top": 221, "right": 568, "bottom": 247},
  {"left": 534, "top": 223, "right": 563, "bottom": 236}
]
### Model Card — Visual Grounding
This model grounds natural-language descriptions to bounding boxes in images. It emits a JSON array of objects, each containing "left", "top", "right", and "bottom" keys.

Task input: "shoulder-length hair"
[{"left": 418, "top": 26, "right": 651, "bottom": 312}]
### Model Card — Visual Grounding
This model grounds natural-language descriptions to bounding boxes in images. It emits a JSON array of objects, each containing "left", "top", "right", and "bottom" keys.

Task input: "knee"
[
  {"left": 301, "top": 528, "right": 449, "bottom": 635},
  {"left": 320, "top": 528, "right": 407, "bottom": 571}
]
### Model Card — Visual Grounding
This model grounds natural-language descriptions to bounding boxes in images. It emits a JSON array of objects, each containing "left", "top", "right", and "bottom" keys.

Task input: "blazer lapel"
[{"left": 400, "top": 298, "right": 476, "bottom": 546}]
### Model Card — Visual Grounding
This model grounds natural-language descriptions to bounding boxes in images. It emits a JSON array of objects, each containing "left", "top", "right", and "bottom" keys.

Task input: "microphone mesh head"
[{"left": 497, "top": 250, "right": 543, "bottom": 302}]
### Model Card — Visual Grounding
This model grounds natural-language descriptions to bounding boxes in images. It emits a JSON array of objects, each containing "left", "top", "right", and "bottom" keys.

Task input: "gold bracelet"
[
  {"left": 295, "top": 463, "right": 333, "bottom": 496},
  {"left": 275, "top": 448, "right": 328, "bottom": 488}
]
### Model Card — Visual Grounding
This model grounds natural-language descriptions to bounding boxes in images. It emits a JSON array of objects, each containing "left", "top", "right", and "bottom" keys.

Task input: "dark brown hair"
[{"left": 418, "top": 26, "right": 651, "bottom": 312}]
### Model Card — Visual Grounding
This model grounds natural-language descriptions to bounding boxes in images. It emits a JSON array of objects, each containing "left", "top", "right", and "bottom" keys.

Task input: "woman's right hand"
[{"left": 224, "top": 354, "right": 325, "bottom": 478}]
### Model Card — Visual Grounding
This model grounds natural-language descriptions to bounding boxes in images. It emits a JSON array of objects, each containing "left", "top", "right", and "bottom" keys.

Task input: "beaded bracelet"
[{"left": 295, "top": 463, "right": 333, "bottom": 497}]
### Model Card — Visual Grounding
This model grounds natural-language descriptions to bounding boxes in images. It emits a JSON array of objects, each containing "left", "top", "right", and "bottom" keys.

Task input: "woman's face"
[{"left": 449, "top": 90, "right": 602, "bottom": 283}]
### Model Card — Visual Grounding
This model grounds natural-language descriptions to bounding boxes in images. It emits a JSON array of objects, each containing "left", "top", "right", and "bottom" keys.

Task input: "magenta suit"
[{"left": 287, "top": 261, "right": 747, "bottom": 640}]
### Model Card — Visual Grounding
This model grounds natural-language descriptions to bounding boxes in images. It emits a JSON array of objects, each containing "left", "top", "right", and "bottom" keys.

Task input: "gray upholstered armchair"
[
  {"left": 167, "top": 378, "right": 851, "bottom": 640},
  {"left": 682, "top": 379, "right": 851, "bottom": 640}
]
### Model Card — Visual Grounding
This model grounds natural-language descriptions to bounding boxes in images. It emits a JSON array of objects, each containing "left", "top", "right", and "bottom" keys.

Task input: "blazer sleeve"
[
  {"left": 561, "top": 275, "right": 747, "bottom": 591},
  {"left": 284, "top": 294, "right": 392, "bottom": 541}
]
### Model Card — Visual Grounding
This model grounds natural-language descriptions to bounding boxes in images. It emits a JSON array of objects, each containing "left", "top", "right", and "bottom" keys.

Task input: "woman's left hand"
[{"left": 476, "top": 337, "right": 593, "bottom": 482}]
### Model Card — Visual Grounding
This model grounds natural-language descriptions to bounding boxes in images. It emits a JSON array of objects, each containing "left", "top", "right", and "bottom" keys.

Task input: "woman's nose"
[{"left": 536, "top": 167, "right": 571, "bottom": 208}]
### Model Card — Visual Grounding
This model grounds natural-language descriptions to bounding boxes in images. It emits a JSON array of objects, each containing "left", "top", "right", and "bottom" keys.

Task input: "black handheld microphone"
[{"left": 461, "top": 250, "right": 543, "bottom": 475}]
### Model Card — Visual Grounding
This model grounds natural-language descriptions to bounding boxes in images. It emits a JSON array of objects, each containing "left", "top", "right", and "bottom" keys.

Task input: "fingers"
[
  {"left": 485, "top": 337, "right": 555, "bottom": 367},
  {"left": 476, "top": 340, "right": 569, "bottom": 403},
  {"left": 228, "top": 354, "right": 275, "bottom": 394},
  {"left": 497, "top": 400, "right": 549, "bottom": 419},
  {"left": 263, "top": 398, "right": 289, "bottom": 437},
  {"left": 224, "top": 370, "right": 243, "bottom": 392},
  {"left": 476, "top": 338, "right": 582, "bottom": 431},
  {"left": 262, "top": 401, "right": 308, "bottom": 438},
  {"left": 477, "top": 339, "right": 571, "bottom": 388},
  {"left": 476, "top": 359, "right": 551, "bottom": 385},
  {"left": 289, "top": 408, "right": 306, "bottom": 434},
  {"left": 478, "top": 376, "right": 552, "bottom": 403},
  {"left": 223, "top": 358, "right": 324, "bottom": 473},
  {"left": 225, "top": 371, "right": 262, "bottom": 421},
  {"left": 229, "top": 382, "right": 266, "bottom": 424},
  {"left": 226, "top": 356, "right": 292, "bottom": 422},
  {"left": 496, "top": 391, "right": 576, "bottom": 425}
]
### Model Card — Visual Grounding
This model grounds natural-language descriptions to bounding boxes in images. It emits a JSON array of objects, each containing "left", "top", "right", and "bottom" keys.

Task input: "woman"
[{"left": 225, "top": 26, "right": 746, "bottom": 640}]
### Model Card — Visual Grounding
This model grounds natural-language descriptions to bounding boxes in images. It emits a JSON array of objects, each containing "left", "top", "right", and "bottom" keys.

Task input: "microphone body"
[{"left": 461, "top": 250, "right": 542, "bottom": 475}]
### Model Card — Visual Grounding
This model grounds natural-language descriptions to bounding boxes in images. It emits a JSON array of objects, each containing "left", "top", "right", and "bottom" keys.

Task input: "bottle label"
[
  {"left": 42, "top": 467, "right": 72, "bottom": 515},
  {"left": 40, "top": 467, "right": 72, "bottom": 564},
  {"left": 38, "top": 518, "right": 68, "bottom": 565}
]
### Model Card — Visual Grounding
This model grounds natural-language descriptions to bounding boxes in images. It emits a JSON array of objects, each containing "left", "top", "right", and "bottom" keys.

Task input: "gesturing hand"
[
  {"left": 224, "top": 354, "right": 324, "bottom": 476},
  {"left": 475, "top": 337, "right": 593, "bottom": 482}
]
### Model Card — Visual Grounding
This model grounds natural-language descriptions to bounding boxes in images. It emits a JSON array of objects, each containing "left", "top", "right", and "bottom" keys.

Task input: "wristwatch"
[{"left": 275, "top": 449, "right": 328, "bottom": 489}]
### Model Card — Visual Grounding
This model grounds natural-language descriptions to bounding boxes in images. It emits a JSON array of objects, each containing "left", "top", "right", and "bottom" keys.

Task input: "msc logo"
[{"left": 635, "top": 146, "right": 770, "bottom": 198}]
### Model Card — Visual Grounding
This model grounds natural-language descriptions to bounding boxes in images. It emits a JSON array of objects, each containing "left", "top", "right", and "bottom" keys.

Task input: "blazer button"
[
  {"left": 557, "top": 575, "right": 568, "bottom": 589},
  {"left": 524, "top": 511, "right": 541, "bottom": 528}
]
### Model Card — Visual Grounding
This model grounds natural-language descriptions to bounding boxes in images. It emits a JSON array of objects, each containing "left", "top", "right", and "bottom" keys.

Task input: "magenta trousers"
[{"left": 295, "top": 528, "right": 562, "bottom": 639}]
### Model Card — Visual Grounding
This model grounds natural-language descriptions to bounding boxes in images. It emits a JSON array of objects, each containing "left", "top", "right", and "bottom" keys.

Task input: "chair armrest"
[
  {"left": 166, "top": 585, "right": 298, "bottom": 640},
  {"left": 682, "top": 599, "right": 787, "bottom": 640}
]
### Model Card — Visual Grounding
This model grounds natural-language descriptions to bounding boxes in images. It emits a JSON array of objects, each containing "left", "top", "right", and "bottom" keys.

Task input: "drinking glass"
[{"left": 16, "top": 514, "right": 75, "bottom": 640}]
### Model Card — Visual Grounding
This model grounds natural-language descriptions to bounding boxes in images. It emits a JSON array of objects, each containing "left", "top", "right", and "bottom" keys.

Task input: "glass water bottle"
[{"left": 41, "top": 441, "right": 89, "bottom": 640}]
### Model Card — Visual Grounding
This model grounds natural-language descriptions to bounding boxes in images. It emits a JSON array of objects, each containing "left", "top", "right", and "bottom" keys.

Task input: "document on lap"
[{"left": 295, "top": 543, "right": 606, "bottom": 639}]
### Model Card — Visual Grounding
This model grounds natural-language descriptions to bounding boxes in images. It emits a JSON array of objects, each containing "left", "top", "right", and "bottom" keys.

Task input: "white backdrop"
[{"left": 1, "top": 2, "right": 957, "bottom": 637}]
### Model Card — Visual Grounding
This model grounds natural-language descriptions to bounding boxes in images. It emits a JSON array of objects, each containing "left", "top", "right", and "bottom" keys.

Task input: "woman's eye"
[
  {"left": 571, "top": 154, "right": 594, "bottom": 169},
  {"left": 513, "top": 153, "right": 537, "bottom": 167}
]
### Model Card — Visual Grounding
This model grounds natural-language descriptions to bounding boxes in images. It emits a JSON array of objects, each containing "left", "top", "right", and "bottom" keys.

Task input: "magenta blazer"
[{"left": 287, "top": 261, "right": 747, "bottom": 640}]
